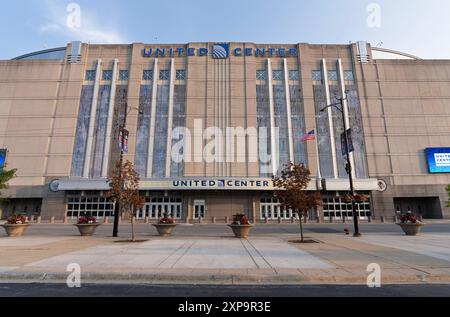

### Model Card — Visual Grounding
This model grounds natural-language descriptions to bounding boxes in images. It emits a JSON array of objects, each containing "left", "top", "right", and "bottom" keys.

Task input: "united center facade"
[{"left": 1, "top": 41, "right": 450, "bottom": 222}]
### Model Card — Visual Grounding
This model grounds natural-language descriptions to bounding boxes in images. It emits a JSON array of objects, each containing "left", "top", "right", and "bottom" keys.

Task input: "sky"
[{"left": 1, "top": 0, "right": 450, "bottom": 60}]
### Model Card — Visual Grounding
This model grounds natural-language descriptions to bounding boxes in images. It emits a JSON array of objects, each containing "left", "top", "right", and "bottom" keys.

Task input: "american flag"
[{"left": 301, "top": 130, "right": 316, "bottom": 141}]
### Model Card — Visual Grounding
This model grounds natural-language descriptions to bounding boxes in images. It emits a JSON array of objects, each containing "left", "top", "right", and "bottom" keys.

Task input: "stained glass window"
[
  {"left": 119, "top": 70, "right": 129, "bottom": 81},
  {"left": 289, "top": 70, "right": 299, "bottom": 81},
  {"left": 143, "top": 70, "right": 153, "bottom": 81},
  {"left": 176, "top": 70, "right": 186, "bottom": 80},
  {"left": 159, "top": 70, "right": 170, "bottom": 80},
  {"left": 272, "top": 70, "right": 283, "bottom": 81},
  {"left": 312, "top": 70, "right": 322, "bottom": 81},
  {"left": 85, "top": 70, "right": 96, "bottom": 81},
  {"left": 256, "top": 70, "right": 267, "bottom": 80},
  {"left": 102, "top": 70, "right": 113, "bottom": 81}
]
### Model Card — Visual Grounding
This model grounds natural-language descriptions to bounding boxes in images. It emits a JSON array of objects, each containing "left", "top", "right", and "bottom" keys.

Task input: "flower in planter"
[
  {"left": 7, "top": 214, "right": 27, "bottom": 225},
  {"left": 77, "top": 216, "right": 97, "bottom": 224},
  {"left": 158, "top": 212, "right": 175, "bottom": 224},
  {"left": 399, "top": 212, "right": 421, "bottom": 224},
  {"left": 231, "top": 214, "right": 252, "bottom": 225}
]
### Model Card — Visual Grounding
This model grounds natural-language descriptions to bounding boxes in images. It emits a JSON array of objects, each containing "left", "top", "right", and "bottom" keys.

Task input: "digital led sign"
[{"left": 425, "top": 147, "right": 450, "bottom": 173}]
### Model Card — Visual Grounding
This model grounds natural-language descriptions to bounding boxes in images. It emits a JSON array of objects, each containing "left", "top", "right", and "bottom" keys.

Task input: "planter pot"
[
  {"left": 397, "top": 222, "right": 423, "bottom": 236},
  {"left": 74, "top": 223, "right": 101, "bottom": 236},
  {"left": 152, "top": 223, "right": 177, "bottom": 236},
  {"left": 228, "top": 224, "right": 254, "bottom": 238},
  {"left": 1, "top": 224, "right": 30, "bottom": 237}
]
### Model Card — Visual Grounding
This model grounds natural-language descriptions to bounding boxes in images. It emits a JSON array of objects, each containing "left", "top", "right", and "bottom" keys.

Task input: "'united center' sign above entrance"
[
  {"left": 142, "top": 43, "right": 298, "bottom": 58},
  {"left": 141, "top": 178, "right": 274, "bottom": 190}
]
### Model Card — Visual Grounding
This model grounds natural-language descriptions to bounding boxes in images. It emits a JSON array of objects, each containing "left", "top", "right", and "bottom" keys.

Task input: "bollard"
[
  {"left": 278, "top": 217, "right": 282, "bottom": 224},
  {"left": 291, "top": 217, "right": 295, "bottom": 224},
  {"left": 64, "top": 216, "right": 68, "bottom": 224},
  {"left": 144, "top": 216, "right": 149, "bottom": 224},
  {"left": 329, "top": 217, "right": 333, "bottom": 223},
  {"left": 225, "top": 216, "right": 229, "bottom": 224},
  {"left": 304, "top": 216, "right": 308, "bottom": 224},
  {"left": 342, "top": 217, "right": 346, "bottom": 223},
  {"left": 37, "top": 216, "right": 42, "bottom": 224},
  {"left": 368, "top": 216, "right": 372, "bottom": 223},
  {"left": 317, "top": 216, "right": 321, "bottom": 223},
  {"left": 265, "top": 217, "right": 269, "bottom": 224},
  {"left": 199, "top": 217, "right": 203, "bottom": 224},
  {"left": 50, "top": 216, "right": 55, "bottom": 224},
  {"left": 103, "top": 217, "right": 109, "bottom": 224},
  {"left": 212, "top": 216, "right": 216, "bottom": 224},
  {"left": 393, "top": 216, "right": 397, "bottom": 223},
  {"left": 380, "top": 215, "right": 385, "bottom": 223}
]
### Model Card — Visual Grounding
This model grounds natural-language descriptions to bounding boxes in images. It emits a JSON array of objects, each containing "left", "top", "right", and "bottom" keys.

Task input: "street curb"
[{"left": 1, "top": 271, "right": 450, "bottom": 285}]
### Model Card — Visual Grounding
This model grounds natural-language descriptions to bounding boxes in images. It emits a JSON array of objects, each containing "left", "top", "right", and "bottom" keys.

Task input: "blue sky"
[{"left": 1, "top": 0, "right": 449, "bottom": 59}]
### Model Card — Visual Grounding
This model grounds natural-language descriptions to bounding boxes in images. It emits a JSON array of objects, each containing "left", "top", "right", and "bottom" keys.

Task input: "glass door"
[{"left": 194, "top": 200, "right": 206, "bottom": 219}]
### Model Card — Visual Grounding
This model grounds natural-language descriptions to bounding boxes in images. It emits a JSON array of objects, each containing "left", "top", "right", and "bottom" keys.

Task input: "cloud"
[{"left": 39, "top": 0, "right": 127, "bottom": 44}]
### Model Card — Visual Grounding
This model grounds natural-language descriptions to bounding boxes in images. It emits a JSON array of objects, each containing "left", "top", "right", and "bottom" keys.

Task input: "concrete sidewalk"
[{"left": 1, "top": 231, "right": 450, "bottom": 285}]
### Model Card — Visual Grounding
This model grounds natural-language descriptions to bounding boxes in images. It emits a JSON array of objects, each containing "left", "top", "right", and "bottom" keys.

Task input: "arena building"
[{"left": 1, "top": 41, "right": 450, "bottom": 222}]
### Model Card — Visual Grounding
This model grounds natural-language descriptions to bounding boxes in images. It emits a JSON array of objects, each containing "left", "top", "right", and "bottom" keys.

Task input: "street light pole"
[
  {"left": 111, "top": 103, "right": 141, "bottom": 237},
  {"left": 112, "top": 102, "right": 130, "bottom": 237},
  {"left": 339, "top": 95, "right": 361, "bottom": 237},
  {"left": 320, "top": 93, "right": 361, "bottom": 237}
]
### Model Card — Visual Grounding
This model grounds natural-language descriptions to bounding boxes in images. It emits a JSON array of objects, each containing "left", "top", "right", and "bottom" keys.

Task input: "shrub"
[
  {"left": 78, "top": 216, "right": 97, "bottom": 224},
  {"left": 399, "top": 213, "right": 419, "bottom": 224},
  {"left": 7, "top": 214, "right": 27, "bottom": 225},
  {"left": 159, "top": 212, "right": 175, "bottom": 224},
  {"left": 232, "top": 214, "right": 251, "bottom": 225}
]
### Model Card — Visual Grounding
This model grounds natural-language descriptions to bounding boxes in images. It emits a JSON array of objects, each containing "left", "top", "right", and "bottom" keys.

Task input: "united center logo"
[{"left": 212, "top": 43, "right": 229, "bottom": 59}]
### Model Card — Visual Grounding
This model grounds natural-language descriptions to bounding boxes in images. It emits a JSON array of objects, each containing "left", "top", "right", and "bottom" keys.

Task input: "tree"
[
  {"left": 107, "top": 160, "right": 144, "bottom": 242},
  {"left": 0, "top": 165, "right": 17, "bottom": 202},
  {"left": 272, "top": 163, "right": 321, "bottom": 242},
  {"left": 446, "top": 185, "right": 450, "bottom": 208}
]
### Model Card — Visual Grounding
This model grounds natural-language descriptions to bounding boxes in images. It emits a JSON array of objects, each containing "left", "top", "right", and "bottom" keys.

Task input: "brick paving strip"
[{"left": 1, "top": 233, "right": 450, "bottom": 285}]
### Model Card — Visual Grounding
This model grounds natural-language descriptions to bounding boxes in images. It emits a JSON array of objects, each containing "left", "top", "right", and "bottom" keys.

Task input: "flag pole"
[{"left": 314, "top": 129, "right": 322, "bottom": 189}]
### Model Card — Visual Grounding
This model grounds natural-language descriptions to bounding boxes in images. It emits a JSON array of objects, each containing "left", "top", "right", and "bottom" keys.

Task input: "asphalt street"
[{"left": 0, "top": 283, "right": 450, "bottom": 297}]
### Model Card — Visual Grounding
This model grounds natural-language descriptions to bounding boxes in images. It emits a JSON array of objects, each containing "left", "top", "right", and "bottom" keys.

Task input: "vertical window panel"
[
  {"left": 135, "top": 85, "right": 153, "bottom": 176},
  {"left": 152, "top": 85, "right": 169, "bottom": 177},
  {"left": 90, "top": 85, "right": 111, "bottom": 178},
  {"left": 313, "top": 85, "right": 333, "bottom": 178},
  {"left": 171, "top": 85, "right": 186, "bottom": 177},
  {"left": 256, "top": 84, "right": 272, "bottom": 177},
  {"left": 71, "top": 85, "right": 94, "bottom": 177}
]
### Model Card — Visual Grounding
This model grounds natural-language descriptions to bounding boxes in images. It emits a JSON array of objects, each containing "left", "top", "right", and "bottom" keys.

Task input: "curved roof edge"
[
  {"left": 12, "top": 47, "right": 66, "bottom": 60},
  {"left": 10, "top": 44, "right": 422, "bottom": 61},
  {"left": 372, "top": 47, "right": 421, "bottom": 60}
]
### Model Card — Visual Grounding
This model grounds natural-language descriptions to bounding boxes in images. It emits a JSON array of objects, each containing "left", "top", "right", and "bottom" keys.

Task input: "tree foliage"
[
  {"left": 446, "top": 184, "right": 450, "bottom": 207},
  {"left": 0, "top": 165, "right": 17, "bottom": 203},
  {"left": 272, "top": 163, "right": 321, "bottom": 241},
  {"left": 107, "top": 160, "right": 144, "bottom": 241}
]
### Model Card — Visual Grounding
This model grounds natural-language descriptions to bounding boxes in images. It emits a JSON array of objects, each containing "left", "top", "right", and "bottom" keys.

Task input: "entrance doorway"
[
  {"left": 259, "top": 197, "right": 293, "bottom": 220},
  {"left": 137, "top": 197, "right": 183, "bottom": 220},
  {"left": 393, "top": 197, "right": 442, "bottom": 219},
  {"left": 193, "top": 200, "right": 206, "bottom": 219}
]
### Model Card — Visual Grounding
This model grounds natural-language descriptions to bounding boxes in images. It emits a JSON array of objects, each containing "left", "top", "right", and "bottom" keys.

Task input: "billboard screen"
[{"left": 425, "top": 147, "right": 450, "bottom": 173}]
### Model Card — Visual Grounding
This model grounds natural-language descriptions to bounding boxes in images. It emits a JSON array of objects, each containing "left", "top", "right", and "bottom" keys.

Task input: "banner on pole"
[
  {"left": 119, "top": 128, "right": 129, "bottom": 153},
  {"left": 341, "top": 128, "right": 354, "bottom": 156}
]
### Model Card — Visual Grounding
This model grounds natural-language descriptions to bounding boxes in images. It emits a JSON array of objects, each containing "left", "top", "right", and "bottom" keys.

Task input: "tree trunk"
[
  {"left": 299, "top": 212, "right": 304, "bottom": 242},
  {"left": 131, "top": 206, "right": 135, "bottom": 242}
]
